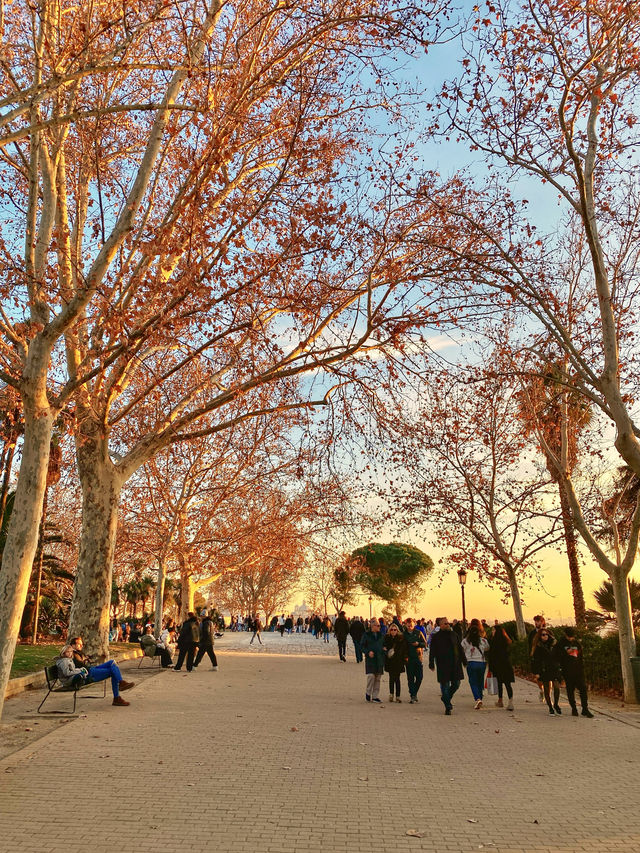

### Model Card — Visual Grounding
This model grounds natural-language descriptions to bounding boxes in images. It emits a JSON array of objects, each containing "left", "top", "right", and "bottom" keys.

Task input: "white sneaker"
[
  {"left": 212, "top": 666, "right": 218, "bottom": 671},
  {"left": 506, "top": 700, "right": 514, "bottom": 711},
  {"left": 474, "top": 699, "right": 482, "bottom": 710}
]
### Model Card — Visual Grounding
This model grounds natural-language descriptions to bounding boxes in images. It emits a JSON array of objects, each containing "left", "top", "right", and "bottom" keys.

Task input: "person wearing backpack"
[
  {"left": 193, "top": 608, "right": 218, "bottom": 670},
  {"left": 174, "top": 612, "right": 200, "bottom": 672}
]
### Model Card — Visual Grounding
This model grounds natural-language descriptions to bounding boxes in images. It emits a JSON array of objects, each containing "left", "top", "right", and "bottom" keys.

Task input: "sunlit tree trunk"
[
  {"left": 68, "top": 436, "right": 123, "bottom": 660},
  {"left": 0, "top": 369, "right": 53, "bottom": 715}
]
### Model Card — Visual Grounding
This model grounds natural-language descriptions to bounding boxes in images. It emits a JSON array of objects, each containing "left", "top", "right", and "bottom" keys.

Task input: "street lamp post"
[
  {"left": 457, "top": 568, "right": 467, "bottom": 629},
  {"left": 368, "top": 595, "right": 372, "bottom": 619}
]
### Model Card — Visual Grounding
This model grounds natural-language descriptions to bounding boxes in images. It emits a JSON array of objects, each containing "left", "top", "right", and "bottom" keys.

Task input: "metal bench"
[{"left": 37, "top": 664, "right": 108, "bottom": 714}]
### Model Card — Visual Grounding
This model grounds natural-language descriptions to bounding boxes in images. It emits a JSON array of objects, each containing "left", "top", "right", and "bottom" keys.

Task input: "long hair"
[
  {"left": 464, "top": 618, "right": 485, "bottom": 650},
  {"left": 530, "top": 628, "right": 554, "bottom": 657}
]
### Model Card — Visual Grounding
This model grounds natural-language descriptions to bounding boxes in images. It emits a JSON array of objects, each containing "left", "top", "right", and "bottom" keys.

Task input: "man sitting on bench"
[
  {"left": 66, "top": 636, "right": 135, "bottom": 706},
  {"left": 140, "top": 625, "right": 173, "bottom": 668}
]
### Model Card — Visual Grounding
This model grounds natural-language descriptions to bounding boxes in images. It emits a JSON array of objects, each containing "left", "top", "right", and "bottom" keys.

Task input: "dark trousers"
[
  {"left": 388, "top": 674, "right": 401, "bottom": 697},
  {"left": 337, "top": 639, "right": 347, "bottom": 659},
  {"left": 565, "top": 675, "right": 588, "bottom": 710},
  {"left": 155, "top": 646, "right": 173, "bottom": 667},
  {"left": 352, "top": 638, "right": 363, "bottom": 663},
  {"left": 440, "top": 679, "right": 460, "bottom": 710},
  {"left": 406, "top": 660, "right": 423, "bottom": 698},
  {"left": 497, "top": 679, "right": 513, "bottom": 700},
  {"left": 175, "top": 644, "right": 196, "bottom": 671},
  {"left": 194, "top": 644, "right": 218, "bottom": 668}
]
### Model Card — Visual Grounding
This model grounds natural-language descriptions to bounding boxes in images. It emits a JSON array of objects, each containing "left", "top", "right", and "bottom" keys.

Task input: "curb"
[{"left": 6, "top": 649, "right": 144, "bottom": 699}]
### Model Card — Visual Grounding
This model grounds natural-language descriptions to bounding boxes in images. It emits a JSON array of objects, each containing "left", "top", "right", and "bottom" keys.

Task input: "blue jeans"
[
  {"left": 440, "top": 679, "right": 460, "bottom": 710},
  {"left": 406, "top": 660, "right": 423, "bottom": 699},
  {"left": 88, "top": 660, "right": 123, "bottom": 697},
  {"left": 467, "top": 661, "right": 486, "bottom": 700}
]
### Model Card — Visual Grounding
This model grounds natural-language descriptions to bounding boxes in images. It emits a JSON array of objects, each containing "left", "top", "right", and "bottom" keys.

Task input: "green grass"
[{"left": 10, "top": 642, "right": 140, "bottom": 679}]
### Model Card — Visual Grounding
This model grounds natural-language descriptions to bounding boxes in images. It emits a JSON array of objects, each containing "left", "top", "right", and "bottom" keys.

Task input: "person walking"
[
  {"left": 402, "top": 617, "right": 427, "bottom": 704},
  {"left": 555, "top": 627, "right": 594, "bottom": 718},
  {"left": 531, "top": 628, "right": 563, "bottom": 715},
  {"left": 461, "top": 618, "right": 490, "bottom": 709},
  {"left": 488, "top": 623, "right": 515, "bottom": 710},
  {"left": 528, "top": 615, "right": 547, "bottom": 702},
  {"left": 349, "top": 617, "right": 365, "bottom": 664},
  {"left": 174, "top": 612, "right": 200, "bottom": 672},
  {"left": 334, "top": 610, "right": 350, "bottom": 662},
  {"left": 428, "top": 617, "right": 466, "bottom": 714},
  {"left": 383, "top": 622, "right": 408, "bottom": 702},
  {"left": 193, "top": 609, "right": 218, "bottom": 670},
  {"left": 360, "top": 617, "right": 385, "bottom": 703},
  {"left": 322, "top": 614, "right": 332, "bottom": 643},
  {"left": 250, "top": 615, "right": 263, "bottom": 645}
]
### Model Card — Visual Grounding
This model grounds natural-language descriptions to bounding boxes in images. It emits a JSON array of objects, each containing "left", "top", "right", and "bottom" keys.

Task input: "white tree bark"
[
  {"left": 0, "top": 373, "right": 53, "bottom": 718},
  {"left": 609, "top": 569, "right": 638, "bottom": 704},
  {"left": 68, "top": 442, "right": 123, "bottom": 660},
  {"left": 506, "top": 565, "right": 526, "bottom": 640}
]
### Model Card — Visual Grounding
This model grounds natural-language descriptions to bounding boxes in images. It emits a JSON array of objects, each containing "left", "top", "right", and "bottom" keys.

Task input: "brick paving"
[{"left": 1, "top": 631, "right": 639, "bottom": 853}]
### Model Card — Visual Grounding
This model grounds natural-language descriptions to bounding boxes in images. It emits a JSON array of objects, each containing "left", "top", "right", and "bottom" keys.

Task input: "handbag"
[{"left": 486, "top": 672, "right": 498, "bottom": 695}]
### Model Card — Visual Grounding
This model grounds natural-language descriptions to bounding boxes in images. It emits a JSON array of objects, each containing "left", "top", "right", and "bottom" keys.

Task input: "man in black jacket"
[
  {"left": 429, "top": 617, "right": 467, "bottom": 715},
  {"left": 174, "top": 612, "right": 200, "bottom": 672},
  {"left": 556, "top": 627, "right": 593, "bottom": 718},
  {"left": 334, "top": 611, "right": 350, "bottom": 662},
  {"left": 193, "top": 609, "right": 218, "bottom": 670}
]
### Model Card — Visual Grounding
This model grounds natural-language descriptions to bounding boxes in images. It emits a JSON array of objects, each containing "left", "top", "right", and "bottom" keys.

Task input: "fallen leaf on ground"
[
  {"left": 467, "top": 818, "right": 478, "bottom": 824},
  {"left": 290, "top": 726, "right": 299, "bottom": 731},
  {"left": 406, "top": 830, "right": 423, "bottom": 838},
  {"left": 358, "top": 776, "right": 368, "bottom": 781}
]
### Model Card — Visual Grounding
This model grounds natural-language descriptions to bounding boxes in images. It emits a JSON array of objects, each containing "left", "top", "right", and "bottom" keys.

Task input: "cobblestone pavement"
[{"left": 1, "top": 634, "right": 639, "bottom": 853}]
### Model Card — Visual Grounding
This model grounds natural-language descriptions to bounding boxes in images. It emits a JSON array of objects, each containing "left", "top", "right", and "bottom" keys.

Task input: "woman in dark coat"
[
  {"left": 383, "top": 623, "right": 408, "bottom": 702},
  {"left": 531, "top": 628, "right": 563, "bottom": 715},
  {"left": 489, "top": 624, "right": 515, "bottom": 710}
]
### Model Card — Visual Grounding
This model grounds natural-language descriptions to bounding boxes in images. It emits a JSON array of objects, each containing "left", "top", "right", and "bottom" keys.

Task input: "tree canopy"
[{"left": 350, "top": 542, "right": 433, "bottom": 618}]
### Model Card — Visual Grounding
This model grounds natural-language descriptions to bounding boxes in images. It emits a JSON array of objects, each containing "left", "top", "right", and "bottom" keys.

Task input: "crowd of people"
[
  {"left": 58, "top": 606, "right": 594, "bottom": 717},
  {"left": 341, "top": 611, "right": 594, "bottom": 718}
]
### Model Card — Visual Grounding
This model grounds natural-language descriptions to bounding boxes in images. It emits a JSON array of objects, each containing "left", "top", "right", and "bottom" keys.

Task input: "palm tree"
[{"left": 586, "top": 579, "right": 640, "bottom": 631}]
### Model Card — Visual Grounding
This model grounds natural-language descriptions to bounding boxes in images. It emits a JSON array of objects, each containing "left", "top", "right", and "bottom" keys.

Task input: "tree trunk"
[
  {"left": 31, "top": 487, "right": 49, "bottom": 644},
  {"left": 0, "top": 391, "right": 53, "bottom": 720},
  {"left": 610, "top": 568, "right": 638, "bottom": 704},
  {"left": 181, "top": 573, "right": 195, "bottom": 620},
  {"left": 68, "top": 446, "right": 123, "bottom": 661},
  {"left": 506, "top": 566, "right": 526, "bottom": 639},
  {"left": 557, "top": 480, "right": 587, "bottom": 628},
  {"left": 154, "top": 558, "right": 166, "bottom": 637}
]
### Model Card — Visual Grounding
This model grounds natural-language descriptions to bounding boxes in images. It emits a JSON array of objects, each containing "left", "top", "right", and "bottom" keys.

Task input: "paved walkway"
[{"left": 1, "top": 633, "right": 639, "bottom": 853}]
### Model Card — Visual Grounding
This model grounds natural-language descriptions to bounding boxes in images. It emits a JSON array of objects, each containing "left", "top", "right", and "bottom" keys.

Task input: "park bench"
[{"left": 37, "top": 663, "right": 107, "bottom": 714}]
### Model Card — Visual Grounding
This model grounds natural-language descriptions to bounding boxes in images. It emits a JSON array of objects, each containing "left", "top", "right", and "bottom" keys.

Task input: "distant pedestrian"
[
  {"left": 488, "top": 624, "right": 515, "bottom": 710},
  {"left": 531, "top": 628, "right": 562, "bottom": 715},
  {"left": 461, "top": 619, "right": 489, "bottom": 709},
  {"left": 383, "top": 622, "right": 408, "bottom": 702},
  {"left": 174, "top": 612, "right": 200, "bottom": 672},
  {"left": 429, "top": 617, "right": 466, "bottom": 715},
  {"left": 360, "top": 618, "right": 385, "bottom": 703},
  {"left": 278, "top": 614, "right": 285, "bottom": 637},
  {"left": 555, "top": 627, "right": 594, "bottom": 718},
  {"left": 193, "top": 609, "right": 218, "bottom": 670},
  {"left": 349, "top": 617, "right": 365, "bottom": 663},
  {"left": 250, "top": 616, "right": 263, "bottom": 645},
  {"left": 334, "top": 611, "right": 350, "bottom": 661},
  {"left": 322, "top": 615, "right": 332, "bottom": 643}
]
